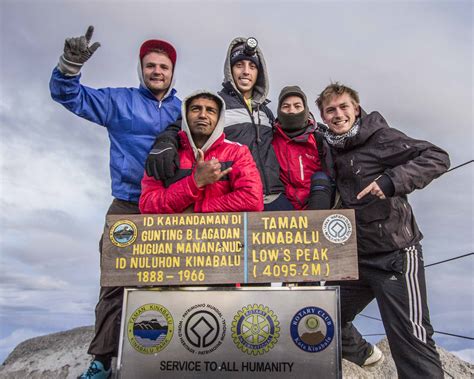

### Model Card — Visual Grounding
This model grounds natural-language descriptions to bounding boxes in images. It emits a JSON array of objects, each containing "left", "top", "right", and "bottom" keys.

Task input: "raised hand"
[
  {"left": 59, "top": 26, "right": 101, "bottom": 75},
  {"left": 194, "top": 149, "right": 232, "bottom": 188}
]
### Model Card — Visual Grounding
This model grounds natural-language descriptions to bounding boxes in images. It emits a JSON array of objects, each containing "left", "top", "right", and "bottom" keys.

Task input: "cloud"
[
  {"left": 0, "top": 0, "right": 472, "bottom": 366},
  {"left": 0, "top": 272, "right": 68, "bottom": 291},
  {"left": 451, "top": 348, "right": 474, "bottom": 364}
]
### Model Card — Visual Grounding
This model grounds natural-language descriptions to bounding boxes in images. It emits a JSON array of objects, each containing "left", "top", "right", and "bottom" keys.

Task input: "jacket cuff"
[
  {"left": 375, "top": 174, "right": 395, "bottom": 197},
  {"left": 58, "top": 55, "right": 83, "bottom": 76},
  {"left": 188, "top": 173, "right": 201, "bottom": 193}
]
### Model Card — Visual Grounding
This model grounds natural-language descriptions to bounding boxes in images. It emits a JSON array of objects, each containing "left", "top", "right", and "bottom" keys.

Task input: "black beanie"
[
  {"left": 277, "top": 86, "right": 310, "bottom": 133},
  {"left": 230, "top": 44, "right": 260, "bottom": 67}
]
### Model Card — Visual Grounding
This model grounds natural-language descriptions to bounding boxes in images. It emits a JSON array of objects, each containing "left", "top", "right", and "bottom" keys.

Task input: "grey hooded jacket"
[{"left": 218, "top": 37, "right": 283, "bottom": 196}]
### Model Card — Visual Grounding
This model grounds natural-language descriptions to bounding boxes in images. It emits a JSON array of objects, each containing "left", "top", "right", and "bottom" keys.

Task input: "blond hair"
[{"left": 316, "top": 82, "right": 360, "bottom": 112}]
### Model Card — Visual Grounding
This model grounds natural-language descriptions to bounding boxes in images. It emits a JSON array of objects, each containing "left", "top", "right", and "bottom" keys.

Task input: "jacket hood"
[
  {"left": 180, "top": 89, "right": 226, "bottom": 157},
  {"left": 343, "top": 109, "right": 387, "bottom": 148},
  {"left": 137, "top": 50, "right": 177, "bottom": 101},
  {"left": 222, "top": 37, "right": 269, "bottom": 107}
]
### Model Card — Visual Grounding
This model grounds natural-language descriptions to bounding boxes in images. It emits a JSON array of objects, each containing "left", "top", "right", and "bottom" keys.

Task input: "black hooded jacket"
[{"left": 330, "top": 110, "right": 450, "bottom": 255}]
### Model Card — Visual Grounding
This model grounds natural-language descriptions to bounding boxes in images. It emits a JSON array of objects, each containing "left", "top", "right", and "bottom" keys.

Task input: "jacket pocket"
[
  {"left": 355, "top": 199, "right": 391, "bottom": 224},
  {"left": 356, "top": 200, "right": 391, "bottom": 240},
  {"left": 391, "top": 197, "right": 418, "bottom": 245}
]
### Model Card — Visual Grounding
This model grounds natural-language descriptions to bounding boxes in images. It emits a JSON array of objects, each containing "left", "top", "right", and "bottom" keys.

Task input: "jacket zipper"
[
  {"left": 244, "top": 97, "right": 270, "bottom": 194},
  {"left": 299, "top": 155, "right": 304, "bottom": 180}
]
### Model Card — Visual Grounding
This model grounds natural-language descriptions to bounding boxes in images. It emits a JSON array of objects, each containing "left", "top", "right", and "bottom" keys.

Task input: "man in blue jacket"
[{"left": 49, "top": 26, "right": 181, "bottom": 379}]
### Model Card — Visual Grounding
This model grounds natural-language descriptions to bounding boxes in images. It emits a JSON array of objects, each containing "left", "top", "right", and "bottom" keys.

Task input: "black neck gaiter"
[{"left": 278, "top": 109, "right": 308, "bottom": 138}]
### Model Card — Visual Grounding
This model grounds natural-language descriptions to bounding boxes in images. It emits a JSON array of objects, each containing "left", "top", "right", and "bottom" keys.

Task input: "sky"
[{"left": 0, "top": 0, "right": 473, "bottom": 366}]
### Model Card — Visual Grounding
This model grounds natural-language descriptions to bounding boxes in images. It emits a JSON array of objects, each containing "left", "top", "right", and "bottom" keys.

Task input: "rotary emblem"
[
  {"left": 290, "top": 306, "right": 334, "bottom": 353},
  {"left": 231, "top": 304, "right": 280, "bottom": 355}
]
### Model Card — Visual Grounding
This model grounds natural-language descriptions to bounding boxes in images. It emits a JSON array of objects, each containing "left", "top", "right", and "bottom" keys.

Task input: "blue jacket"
[{"left": 49, "top": 67, "right": 181, "bottom": 202}]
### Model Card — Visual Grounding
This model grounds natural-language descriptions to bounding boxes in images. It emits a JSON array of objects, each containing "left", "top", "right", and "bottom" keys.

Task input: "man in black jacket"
[
  {"left": 146, "top": 37, "right": 292, "bottom": 211},
  {"left": 316, "top": 82, "right": 449, "bottom": 378}
]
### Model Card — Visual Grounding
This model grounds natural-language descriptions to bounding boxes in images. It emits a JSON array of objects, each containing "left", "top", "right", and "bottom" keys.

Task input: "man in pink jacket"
[{"left": 140, "top": 90, "right": 264, "bottom": 214}]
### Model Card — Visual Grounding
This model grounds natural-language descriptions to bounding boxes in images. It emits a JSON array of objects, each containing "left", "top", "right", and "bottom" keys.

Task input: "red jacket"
[
  {"left": 272, "top": 122, "right": 323, "bottom": 210},
  {"left": 140, "top": 131, "right": 264, "bottom": 214}
]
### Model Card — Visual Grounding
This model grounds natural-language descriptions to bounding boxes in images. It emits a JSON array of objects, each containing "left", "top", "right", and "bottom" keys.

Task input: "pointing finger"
[
  {"left": 85, "top": 25, "right": 94, "bottom": 43},
  {"left": 357, "top": 183, "right": 373, "bottom": 200},
  {"left": 89, "top": 41, "right": 101, "bottom": 54},
  {"left": 219, "top": 167, "right": 233, "bottom": 177}
]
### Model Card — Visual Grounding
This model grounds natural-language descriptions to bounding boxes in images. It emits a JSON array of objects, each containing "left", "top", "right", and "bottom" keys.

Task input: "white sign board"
[{"left": 117, "top": 287, "right": 341, "bottom": 378}]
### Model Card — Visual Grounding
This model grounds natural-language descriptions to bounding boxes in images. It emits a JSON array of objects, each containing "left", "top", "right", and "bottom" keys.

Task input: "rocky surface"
[{"left": 0, "top": 326, "right": 472, "bottom": 378}]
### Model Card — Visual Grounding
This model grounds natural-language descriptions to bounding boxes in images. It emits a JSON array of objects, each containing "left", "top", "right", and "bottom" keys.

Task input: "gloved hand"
[
  {"left": 145, "top": 139, "right": 180, "bottom": 180},
  {"left": 58, "top": 26, "right": 101, "bottom": 76}
]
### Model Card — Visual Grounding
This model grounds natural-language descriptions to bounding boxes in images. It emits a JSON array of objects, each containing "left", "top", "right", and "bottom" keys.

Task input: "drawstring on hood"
[{"left": 180, "top": 89, "right": 226, "bottom": 158}]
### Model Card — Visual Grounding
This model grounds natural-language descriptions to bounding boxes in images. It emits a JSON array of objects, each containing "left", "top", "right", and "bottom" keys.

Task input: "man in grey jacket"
[{"left": 316, "top": 82, "right": 449, "bottom": 378}]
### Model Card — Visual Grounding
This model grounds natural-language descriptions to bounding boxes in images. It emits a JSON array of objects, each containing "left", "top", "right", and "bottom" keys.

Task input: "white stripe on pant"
[{"left": 404, "top": 245, "right": 427, "bottom": 343}]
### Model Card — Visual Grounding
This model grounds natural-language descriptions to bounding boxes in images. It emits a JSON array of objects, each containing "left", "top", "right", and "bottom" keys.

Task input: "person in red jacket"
[
  {"left": 272, "top": 86, "right": 333, "bottom": 210},
  {"left": 140, "top": 89, "right": 264, "bottom": 214}
]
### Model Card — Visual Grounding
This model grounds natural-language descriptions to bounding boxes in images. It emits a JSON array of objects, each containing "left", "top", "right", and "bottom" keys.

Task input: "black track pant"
[
  {"left": 88, "top": 199, "right": 139, "bottom": 357},
  {"left": 331, "top": 244, "right": 443, "bottom": 379}
]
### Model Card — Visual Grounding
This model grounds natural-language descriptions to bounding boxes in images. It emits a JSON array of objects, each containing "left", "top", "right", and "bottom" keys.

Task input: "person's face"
[
  {"left": 321, "top": 93, "right": 360, "bottom": 135},
  {"left": 231, "top": 60, "right": 258, "bottom": 99},
  {"left": 280, "top": 95, "right": 305, "bottom": 114},
  {"left": 142, "top": 52, "right": 173, "bottom": 99},
  {"left": 186, "top": 97, "right": 220, "bottom": 146}
]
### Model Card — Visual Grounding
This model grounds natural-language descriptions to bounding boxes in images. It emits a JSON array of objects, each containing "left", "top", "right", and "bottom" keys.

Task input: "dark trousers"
[
  {"left": 331, "top": 244, "right": 443, "bottom": 378},
  {"left": 263, "top": 193, "right": 294, "bottom": 211},
  {"left": 87, "top": 199, "right": 139, "bottom": 357}
]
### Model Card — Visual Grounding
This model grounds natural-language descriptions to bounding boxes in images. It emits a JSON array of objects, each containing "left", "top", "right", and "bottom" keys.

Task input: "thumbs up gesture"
[{"left": 194, "top": 149, "right": 232, "bottom": 188}]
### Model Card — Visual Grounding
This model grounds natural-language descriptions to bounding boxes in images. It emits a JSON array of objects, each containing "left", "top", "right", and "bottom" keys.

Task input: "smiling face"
[
  {"left": 186, "top": 96, "right": 220, "bottom": 148},
  {"left": 141, "top": 52, "right": 173, "bottom": 100},
  {"left": 231, "top": 59, "right": 258, "bottom": 100},
  {"left": 321, "top": 93, "right": 360, "bottom": 135}
]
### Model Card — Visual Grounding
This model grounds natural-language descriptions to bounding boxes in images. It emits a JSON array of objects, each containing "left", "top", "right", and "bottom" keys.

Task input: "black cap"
[{"left": 230, "top": 44, "right": 260, "bottom": 67}]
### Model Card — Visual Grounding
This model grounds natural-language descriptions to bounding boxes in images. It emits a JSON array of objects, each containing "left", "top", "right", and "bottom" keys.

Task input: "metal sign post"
[
  {"left": 103, "top": 210, "right": 357, "bottom": 378},
  {"left": 117, "top": 287, "right": 341, "bottom": 379}
]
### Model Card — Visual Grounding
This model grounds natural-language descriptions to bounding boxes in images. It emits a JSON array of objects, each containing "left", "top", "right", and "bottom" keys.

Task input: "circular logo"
[
  {"left": 231, "top": 304, "right": 280, "bottom": 355},
  {"left": 322, "top": 214, "right": 352, "bottom": 243},
  {"left": 290, "top": 306, "right": 334, "bottom": 353},
  {"left": 178, "top": 304, "right": 226, "bottom": 355},
  {"left": 127, "top": 303, "right": 174, "bottom": 354},
  {"left": 109, "top": 220, "right": 137, "bottom": 247}
]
